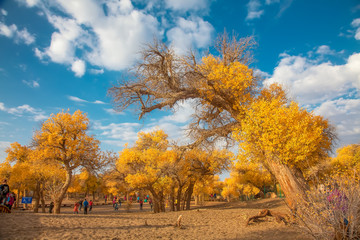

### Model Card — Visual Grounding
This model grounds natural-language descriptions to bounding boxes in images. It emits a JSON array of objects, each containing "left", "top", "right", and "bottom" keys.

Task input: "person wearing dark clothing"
[
  {"left": 78, "top": 200, "right": 83, "bottom": 211},
  {"left": 0, "top": 179, "right": 10, "bottom": 205},
  {"left": 49, "top": 202, "right": 54, "bottom": 213},
  {"left": 83, "top": 199, "right": 89, "bottom": 214},
  {"left": 139, "top": 199, "right": 143, "bottom": 210}
]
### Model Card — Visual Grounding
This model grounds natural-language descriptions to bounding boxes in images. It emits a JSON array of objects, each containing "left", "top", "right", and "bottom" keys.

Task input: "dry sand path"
[{"left": 0, "top": 198, "right": 312, "bottom": 240}]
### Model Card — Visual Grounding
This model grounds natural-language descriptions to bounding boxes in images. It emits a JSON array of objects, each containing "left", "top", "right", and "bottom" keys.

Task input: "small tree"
[{"left": 34, "top": 110, "right": 105, "bottom": 214}]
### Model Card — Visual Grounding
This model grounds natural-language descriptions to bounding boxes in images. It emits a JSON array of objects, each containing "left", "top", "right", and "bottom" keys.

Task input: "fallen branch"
[
  {"left": 175, "top": 215, "right": 183, "bottom": 228},
  {"left": 246, "top": 209, "right": 289, "bottom": 226}
]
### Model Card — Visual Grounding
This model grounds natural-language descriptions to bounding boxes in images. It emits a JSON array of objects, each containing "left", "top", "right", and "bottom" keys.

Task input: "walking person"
[
  {"left": 73, "top": 201, "right": 79, "bottom": 214},
  {"left": 139, "top": 199, "right": 143, "bottom": 210},
  {"left": 49, "top": 202, "right": 54, "bottom": 213},
  {"left": 6, "top": 192, "right": 15, "bottom": 210},
  {"left": 83, "top": 199, "right": 89, "bottom": 214},
  {"left": 149, "top": 198, "right": 153, "bottom": 211},
  {"left": 0, "top": 179, "right": 10, "bottom": 205},
  {"left": 89, "top": 200, "right": 93, "bottom": 212},
  {"left": 78, "top": 199, "right": 83, "bottom": 211}
]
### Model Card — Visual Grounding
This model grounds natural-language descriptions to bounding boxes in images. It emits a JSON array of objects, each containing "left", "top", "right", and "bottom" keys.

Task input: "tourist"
[
  {"left": 149, "top": 198, "right": 153, "bottom": 211},
  {"left": 78, "top": 199, "right": 83, "bottom": 211},
  {"left": 49, "top": 202, "right": 54, "bottom": 213},
  {"left": 89, "top": 200, "right": 93, "bottom": 212},
  {"left": 139, "top": 199, "right": 143, "bottom": 210},
  {"left": 73, "top": 201, "right": 79, "bottom": 214},
  {"left": 0, "top": 179, "right": 10, "bottom": 205},
  {"left": 6, "top": 192, "right": 15, "bottom": 210},
  {"left": 83, "top": 199, "right": 89, "bottom": 214}
]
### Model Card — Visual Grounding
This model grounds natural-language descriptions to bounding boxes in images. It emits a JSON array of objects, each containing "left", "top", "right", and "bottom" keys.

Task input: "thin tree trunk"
[
  {"left": 33, "top": 181, "right": 41, "bottom": 213},
  {"left": 54, "top": 168, "right": 72, "bottom": 214},
  {"left": 170, "top": 186, "right": 175, "bottom": 211},
  {"left": 176, "top": 185, "right": 182, "bottom": 211}
]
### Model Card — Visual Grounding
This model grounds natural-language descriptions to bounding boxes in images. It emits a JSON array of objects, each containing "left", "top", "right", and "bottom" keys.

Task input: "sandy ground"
[{"left": 0, "top": 198, "right": 313, "bottom": 240}]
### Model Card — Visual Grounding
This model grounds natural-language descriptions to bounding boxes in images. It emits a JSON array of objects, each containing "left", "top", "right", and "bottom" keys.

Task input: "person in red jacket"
[
  {"left": 73, "top": 202, "right": 79, "bottom": 214},
  {"left": 89, "top": 200, "right": 93, "bottom": 212}
]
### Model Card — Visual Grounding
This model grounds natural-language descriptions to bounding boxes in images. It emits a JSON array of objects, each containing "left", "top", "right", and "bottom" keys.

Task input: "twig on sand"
[{"left": 246, "top": 209, "right": 289, "bottom": 226}]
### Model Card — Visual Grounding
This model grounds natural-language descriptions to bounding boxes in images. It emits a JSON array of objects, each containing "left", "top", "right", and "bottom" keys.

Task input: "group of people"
[
  {"left": 73, "top": 199, "right": 93, "bottom": 214},
  {"left": 110, "top": 195, "right": 153, "bottom": 211},
  {"left": 0, "top": 179, "right": 16, "bottom": 210}
]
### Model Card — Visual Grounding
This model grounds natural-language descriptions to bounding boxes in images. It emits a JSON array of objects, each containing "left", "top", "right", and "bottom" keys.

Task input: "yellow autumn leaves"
[
  {"left": 112, "top": 129, "right": 232, "bottom": 212},
  {"left": 197, "top": 55, "right": 256, "bottom": 113}
]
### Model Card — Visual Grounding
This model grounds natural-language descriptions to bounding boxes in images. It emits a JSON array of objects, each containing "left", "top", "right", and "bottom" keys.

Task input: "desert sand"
[{"left": 0, "top": 198, "right": 313, "bottom": 240}]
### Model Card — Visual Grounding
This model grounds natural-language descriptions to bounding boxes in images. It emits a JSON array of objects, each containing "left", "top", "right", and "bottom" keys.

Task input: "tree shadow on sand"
[{"left": 195, "top": 198, "right": 286, "bottom": 210}]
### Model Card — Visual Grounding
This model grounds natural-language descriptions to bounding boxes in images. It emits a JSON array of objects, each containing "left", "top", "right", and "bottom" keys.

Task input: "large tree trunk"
[
  {"left": 54, "top": 168, "right": 72, "bottom": 214},
  {"left": 267, "top": 160, "right": 309, "bottom": 210},
  {"left": 176, "top": 185, "right": 183, "bottom": 211},
  {"left": 149, "top": 188, "right": 165, "bottom": 213},
  {"left": 33, "top": 181, "right": 41, "bottom": 213},
  {"left": 184, "top": 180, "right": 195, "bottom": 210}
]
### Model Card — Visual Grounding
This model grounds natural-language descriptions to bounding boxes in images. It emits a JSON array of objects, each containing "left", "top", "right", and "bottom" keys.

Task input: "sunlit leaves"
[{"left": 234, "top": 84, "right": 334, "bottom": 172}]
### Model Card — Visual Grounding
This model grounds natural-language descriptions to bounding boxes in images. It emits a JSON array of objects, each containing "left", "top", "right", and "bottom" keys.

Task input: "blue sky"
[{"left": 0, "top": 0, "right": 360, "bottom": 165}]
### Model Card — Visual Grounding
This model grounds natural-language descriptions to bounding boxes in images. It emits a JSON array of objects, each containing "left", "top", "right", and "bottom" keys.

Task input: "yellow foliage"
[
  {"left": 197, "top": 55, "right": 256, "bottom": 113},
  {"left": 234, "top": 84, "right": 333, "bottom": 172},
  {"left": 34, "top": 110, "right": 101, "bottom": 170},
  {"left": 329, "top": 144, "right": 360, "bottom": 177}
]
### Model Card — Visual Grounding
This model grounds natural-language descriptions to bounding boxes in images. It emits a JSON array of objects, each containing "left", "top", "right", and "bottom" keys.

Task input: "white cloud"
[
  {"left": 68, "top": 96, "right": 106, "bottom": 104},
  {"left": 161, "top": 100, "right": 195, "bottom": 123},
  {"left": 265, "top": 0, "right": 280, "bottom": 4},
  {"left": 0, "top": 22, "right": 35, "bottom": 45},
  {"left": 0, "top": 102, "right": 47, "bottom": 121},
  {"left": 246, "top": 0, "right": 264, "bottom": 20},
  {"left": 1, "top": 9, "right": 8, "bottom": 16},
  {"left": 97, "top": 101, "right": 196, "bottom": 149},
  {"left": 94, "top": 122, "right": 141, "bottom": 147},
  {"left": 265, "top": 52, "right": 360, "bottom": 105},
  {"left": 71, "top": 59, "right": 86, "bottom": 77},
  {"left": 28, "top": 0, "right": 214, "bottom": 76},
  {"left": 90, "top": 68, "right": 104, "bottom": 75},
  {"left": 104, "top": 108, "right": 126, "bottom": 115},
  {"left": 38, "top": 0, "right": 161, "bottom": 72},
  {"left": 15, "top": 0, "right": 40, "bottom": 7},
  {"left": 165, "top": 0, "right": 208, "bottom": 11},
  {"left": 68, "top": 96, "right": 88, "bottom": 103},
  {"left": 167, "top": 16, "right": 214, "bottom": 53},
  {"left": 314, "top": 98, "right": 360, "bottom": 147},
  {"left": 316, "top": 45, "right": 336, "bottom": 55},
  {"left": 36, "top": 15, "right": 86, "bottom": 64},
  {"left": 22, "top": 80, "right": 40, "bottom": 88},
  {"left": 351, "top": 18, "right": 360, "bottom": 40}
]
